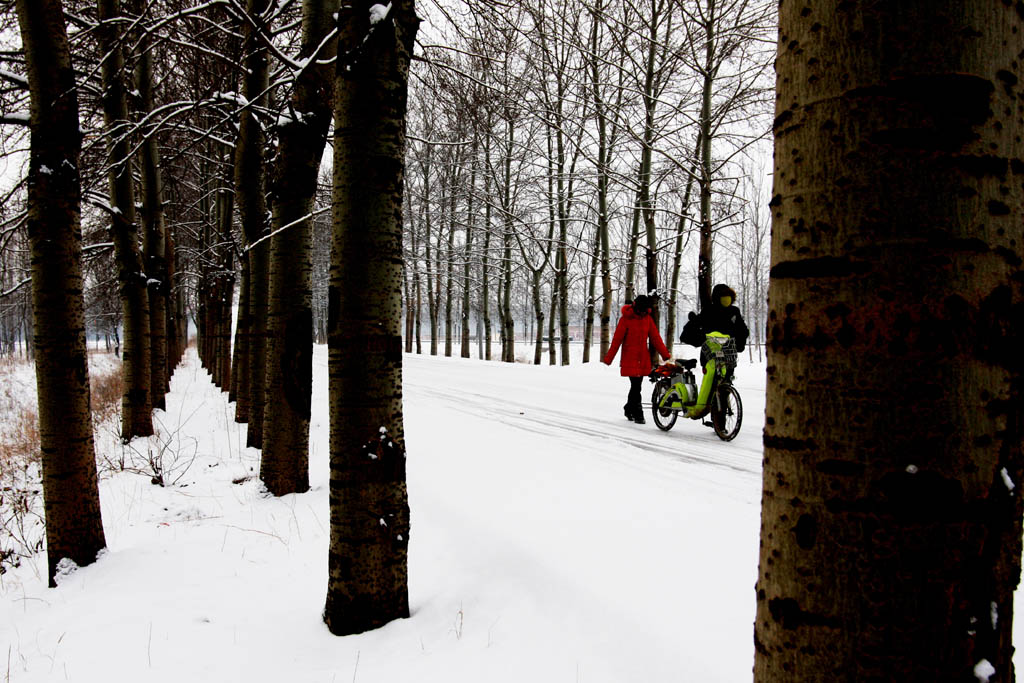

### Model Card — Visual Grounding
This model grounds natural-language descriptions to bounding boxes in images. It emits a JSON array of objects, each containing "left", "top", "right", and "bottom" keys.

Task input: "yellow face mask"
[{"left": 720, "top": 296, "right": 732, "bottom": 307}]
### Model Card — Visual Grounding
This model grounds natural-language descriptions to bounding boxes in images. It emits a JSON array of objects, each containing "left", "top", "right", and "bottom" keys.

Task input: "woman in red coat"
[{"left": 601, "top": 295, "right": 670, "bottom": 424}]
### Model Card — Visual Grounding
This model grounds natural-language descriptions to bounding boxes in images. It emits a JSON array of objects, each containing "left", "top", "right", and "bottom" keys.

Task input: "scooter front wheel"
[{"left": 710, "top": 384, "right": 742, "bottom": 441}]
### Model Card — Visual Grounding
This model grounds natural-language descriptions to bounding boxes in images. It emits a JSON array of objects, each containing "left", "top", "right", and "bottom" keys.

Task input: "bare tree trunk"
[
  {"left": 325, "top": 0, "right": 417, "bottom": 636},
  {"left": 530, "top": 271, "right": 544, "bottom": 365},
  {"left": 546, "top": 286, "right": 557, "bottom": 366},
  {"left": 501, "top": 220, "right": 514, "bottom": 363},
  {"left": 666, "top": 136, "right": 700, "bottom": 359},
  {"left": 404, "top": 243, "right": 415, "bottom": 353},
  {"left": 582, "top": 222, "right": 598, "bottom": 363},
  {"left": 412, "top": 217, "right": 423, "bottom": 354},
  {"left": 232, "top": 258, "right": 250, "bottom": 409},
  {"left": 696, "top": 1, "right": 715, "bottom": 311},
  {"left": 586, "top": 0, "right": 623, "bottom": 361},
  {"left": 233, "top": 0, "right": 271, "bottom": 438},
  {"left": 166, "top": 229, "right": 181, "bottom": 372},
  {"left": 444, "top": 186, "right": 456, "bottom": 357},
  {"left": 260, "top": 0, "right": 337, "bottom": 497},
  {"left": 460, "top": 136, "right": 478, "bottom": 359},
  {"left": 18, "top": 0, "right": 107, "bottom": 585},
  {"left": 133, "top": 19, "right": 169, "bottom": 410},
  {"left": 500, "top": 116, "right": 515, "bottom": 363},
  {"left": 482, "top": 131, "right": 493, "bottom": 361},
  {"left": 98, "top": 0, "right": 153, "bottom": 440},
  {"left": 214, "top": 165, "right": 234, "bottom": 392},
  {"left": 421, "top": 152, "right": 438, "bottom": 356},
  {"left": 755, "top": 3, "right": 1024, "bottom": 680}
]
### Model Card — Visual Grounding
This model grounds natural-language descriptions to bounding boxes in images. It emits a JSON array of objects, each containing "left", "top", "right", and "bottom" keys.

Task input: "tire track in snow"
[{"left": 407, "top": 382, "right": 761, "bottom": 500}]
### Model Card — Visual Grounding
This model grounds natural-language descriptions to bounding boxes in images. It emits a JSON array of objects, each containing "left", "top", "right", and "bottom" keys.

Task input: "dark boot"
[
  {"left": 623, "top": 404, "right": 634, "bottom": 421},
  {"left": 633, "top": 406, "right": 646, "bottom": 424}
]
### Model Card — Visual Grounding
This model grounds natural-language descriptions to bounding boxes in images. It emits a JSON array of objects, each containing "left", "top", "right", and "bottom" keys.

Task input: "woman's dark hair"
[{"left": 632, "top": 294, "right": 652, "bottom": 314}]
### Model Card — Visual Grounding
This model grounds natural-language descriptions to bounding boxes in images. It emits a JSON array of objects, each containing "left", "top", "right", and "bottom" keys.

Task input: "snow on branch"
[
  {"left": 369, "top": 3, "right": 392, "bottom": 26},
  {"left": 0, "top": 69, "right": 29, "bottom": 88},
  {"left": 0, "top": 277, "right": 31, "bottom": 300},
  {"left": 244, "top": 207, "right": 331, "bottom": 254},
  {"left": 0, "top": 113, "right": 30, "bottom": 126}
]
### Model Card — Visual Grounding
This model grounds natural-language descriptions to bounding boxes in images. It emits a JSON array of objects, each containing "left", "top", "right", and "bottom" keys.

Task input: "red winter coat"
[{"left": 602, "top": 304, "right": 670, "bottom": 377}]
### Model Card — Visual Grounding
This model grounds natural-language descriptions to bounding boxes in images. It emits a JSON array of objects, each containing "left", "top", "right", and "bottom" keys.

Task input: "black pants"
[{"left": 626, "top": 376, "right": 643, "bottom": 412}]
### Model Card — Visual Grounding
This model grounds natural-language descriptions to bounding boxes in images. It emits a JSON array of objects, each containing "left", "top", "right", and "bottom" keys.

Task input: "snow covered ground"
[{"left": 0, "top": 343, "right": 1018, "bottom": 681}]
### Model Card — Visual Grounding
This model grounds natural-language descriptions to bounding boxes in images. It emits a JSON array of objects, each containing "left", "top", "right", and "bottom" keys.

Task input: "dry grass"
[
  {"left": 0, "top": 406, "right": 40, "bottom": 470},
  {"left": 90, "top": 364, "right": 123, "bottom": 425},
  {"left": 0, "top": 352, "right": 124, "bottom": 573}
]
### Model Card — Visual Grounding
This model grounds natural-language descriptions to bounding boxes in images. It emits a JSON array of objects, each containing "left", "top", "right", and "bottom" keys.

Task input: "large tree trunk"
[
  {"left": 260, "top": 0, "right": 337, "bottom": 497},
  {"left": 98, "top": 0, "right": 153, "bottom": 440},
  {"left": 324, "top": 0, "right": 417, "bottom": 636},
  {"left": 755, "top": 3, "right": 1024, "bottom": 681},
  {"left": 133, "top": 21, "right": 170, "bottom": 411},
  {"left": 17, "top": 0, "right": 107, "bottom": 586},
  {"left": 233, "top": 0, "right": 271, "bottom": 438}
]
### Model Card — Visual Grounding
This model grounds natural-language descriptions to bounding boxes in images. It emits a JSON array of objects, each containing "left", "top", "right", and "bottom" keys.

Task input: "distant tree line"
[{"left": 403, "top": 0, "right": 775, "bottom": 366}]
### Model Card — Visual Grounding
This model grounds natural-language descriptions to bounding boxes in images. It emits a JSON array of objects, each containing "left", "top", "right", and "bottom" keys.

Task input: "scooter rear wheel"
[{"left": 651, "top": 380, "right": 678, "bottom": 432}]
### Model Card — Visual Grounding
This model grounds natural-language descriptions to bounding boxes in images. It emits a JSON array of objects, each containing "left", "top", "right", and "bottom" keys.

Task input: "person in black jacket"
[
  {"left": 679, "top": 284, "right": 749, "bottom": 416},
  {"left": 680, "top": 283, "right": 749, "bottom": 349}
]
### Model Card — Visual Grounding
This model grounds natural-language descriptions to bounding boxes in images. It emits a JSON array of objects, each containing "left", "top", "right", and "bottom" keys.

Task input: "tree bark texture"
[
  {"left": 755, "top": 3, "right": 1024, "bottom": 681},
  {"left": 98, "top": 0, "right": 153, "bottom": 440},
  {"left": 324, "top": 0, "right": 417, "bottom": 636},
  {"left": 260, "top": 0, "right": 337, "bottom": 496},
  {"left": 17, "top": 0, "right": 107, "bottom": 586}
]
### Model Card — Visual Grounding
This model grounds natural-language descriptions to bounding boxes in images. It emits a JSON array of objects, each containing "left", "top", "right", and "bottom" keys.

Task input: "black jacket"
[{"left": 680, "top": 284, "right": 750, "bottom": 351}]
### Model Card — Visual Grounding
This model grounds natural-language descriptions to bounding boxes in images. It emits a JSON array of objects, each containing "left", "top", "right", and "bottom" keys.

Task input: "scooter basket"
[{"left": 700, "top": 337, "right": 737, "bottom": 369}]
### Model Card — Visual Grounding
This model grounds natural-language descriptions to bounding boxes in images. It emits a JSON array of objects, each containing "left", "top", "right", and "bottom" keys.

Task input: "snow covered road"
[
  {"left": 397, "top": 349, "right": 766, "bottom": 682},
  {"left": 2, "top": 345, "right": 767, "bottom": 682}
]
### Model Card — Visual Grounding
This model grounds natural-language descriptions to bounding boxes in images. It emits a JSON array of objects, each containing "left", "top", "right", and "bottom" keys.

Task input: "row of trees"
[{"left": 5, "top": 0, "right": 416, "bottom": 635}]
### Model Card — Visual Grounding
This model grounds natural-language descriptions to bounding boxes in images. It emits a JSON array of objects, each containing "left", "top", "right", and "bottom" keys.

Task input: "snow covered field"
[{"left": 0, "top": 344, "right": 1018, "bottom": 681}]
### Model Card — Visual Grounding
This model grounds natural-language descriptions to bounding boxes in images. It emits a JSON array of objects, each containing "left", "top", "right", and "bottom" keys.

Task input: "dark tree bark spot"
[
  {"left": 816, "top": 459, "right": 866, "bottom": 476},
  {"left": 771, "top": 257, "right": 869, "bottom": 280},
  {"left": 988, "top": 200, "right": 1011, "bottom": 215},
  {"left": 768, "top": 597, "right": 840, "bottom": 630},
  {"left": 794, "top": 514, "right": 818, "bottom": 549}
]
